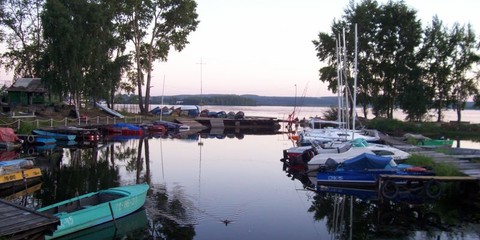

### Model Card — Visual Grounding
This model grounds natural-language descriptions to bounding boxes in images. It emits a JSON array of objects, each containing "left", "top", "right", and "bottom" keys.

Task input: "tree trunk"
[
  {"left": 436, "top": 99, "right": 443, "bottom": 122},
  {"left": 144, "top": 52, "right": 153, "bottom": 114},
  {"left": 456, "top": 103, "right": 462, "bottom": 125}
]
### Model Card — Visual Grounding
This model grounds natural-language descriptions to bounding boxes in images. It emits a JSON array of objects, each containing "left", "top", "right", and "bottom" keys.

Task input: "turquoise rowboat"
[{"left": 37, "top": 183, "right": 149, "bottom": 239}]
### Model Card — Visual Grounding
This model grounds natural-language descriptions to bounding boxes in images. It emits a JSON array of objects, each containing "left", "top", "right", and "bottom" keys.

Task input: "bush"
[{"left": 17, "top": 121, "right": 35, "bottom": 135}]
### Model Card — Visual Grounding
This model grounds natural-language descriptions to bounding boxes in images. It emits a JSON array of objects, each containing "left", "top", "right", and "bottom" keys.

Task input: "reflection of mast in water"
[
  {"left": 198, "top": 136, "right": 203, "bottom": 199},
  {"left": 160, "top": 138, "right": 164, "bottom": 180}
]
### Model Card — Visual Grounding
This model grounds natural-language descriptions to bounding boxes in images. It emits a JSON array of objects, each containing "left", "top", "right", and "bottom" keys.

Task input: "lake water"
[{"left": 4, "top": 106, "right": 480, "bottom": 239}]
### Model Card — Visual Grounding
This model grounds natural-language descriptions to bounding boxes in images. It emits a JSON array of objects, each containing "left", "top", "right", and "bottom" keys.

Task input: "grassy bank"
[{"left": 366, "top": 118, "right": 480, "bottom": 141}]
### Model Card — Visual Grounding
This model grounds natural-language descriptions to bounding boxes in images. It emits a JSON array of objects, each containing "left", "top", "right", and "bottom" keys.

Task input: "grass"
[
  {"left": 366, "top": 118, "right": 480, "bottom": 141},
  {"left": 405, "top": 154, "right": 464, "bottom": 176}
]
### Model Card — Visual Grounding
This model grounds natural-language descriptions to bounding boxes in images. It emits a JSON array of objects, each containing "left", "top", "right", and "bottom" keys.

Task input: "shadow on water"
[{"left": 283, "top": 163, "right": 480, "bottom": 240}]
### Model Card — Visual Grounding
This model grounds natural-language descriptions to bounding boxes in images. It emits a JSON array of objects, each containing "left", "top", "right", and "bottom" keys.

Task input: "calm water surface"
[{"left": 4, "top": 106, "right": 480, "bottom": 239}]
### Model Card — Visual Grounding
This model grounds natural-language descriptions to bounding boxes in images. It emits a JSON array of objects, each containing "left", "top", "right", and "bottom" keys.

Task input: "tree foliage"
[
  {"left": 120, "top": 0, "right": 199, "bottom": 114},
  {"left": 41, "top": 0, "right": 129, "bottom": 115},
  {"left": 0, "top": 0, "right": 44, "bottom": 79},
  {"left": 313, "top": 0, "right": 479, "bottom": 122}
]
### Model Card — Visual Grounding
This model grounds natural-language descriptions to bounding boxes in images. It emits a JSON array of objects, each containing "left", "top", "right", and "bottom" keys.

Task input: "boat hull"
[
  {"left": 0, "top": 168, "right": 42, "bottom": 190},
  {"left": 33, "top": 130, "right": 76, "bottom": 141},
  {"left": 39, "top": 183, "right": 149, "bottom": 239}
]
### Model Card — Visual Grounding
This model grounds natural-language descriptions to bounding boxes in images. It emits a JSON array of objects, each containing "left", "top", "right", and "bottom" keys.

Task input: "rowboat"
[
  {"left": 0, "top": 159, "right": 42, "bottom": 190},
  {"left": 38, "top": 183, "right": 149, "bottom": 239},
  {"left": 33, "top": 129, "right": 76, "bottom": 141}
]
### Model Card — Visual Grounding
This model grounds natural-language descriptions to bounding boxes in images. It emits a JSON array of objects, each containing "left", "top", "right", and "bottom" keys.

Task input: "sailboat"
[
  {"left": 297, "top": 26, "right": 380, "bottom": 146},
  {"left": 282, "top": 26, "right": 406, "bottom": 172}
]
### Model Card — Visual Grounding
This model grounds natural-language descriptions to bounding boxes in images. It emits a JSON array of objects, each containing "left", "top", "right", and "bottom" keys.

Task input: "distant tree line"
[
  {"left": 0, "top": 0, "right": 199, "bottom": 116},
  {"left": 313, "top": 0, "right": 480, "bottom": 123}
]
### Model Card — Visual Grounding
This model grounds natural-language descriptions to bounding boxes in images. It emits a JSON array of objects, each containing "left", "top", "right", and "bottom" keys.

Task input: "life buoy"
[
  {"left": 27, "top": 135, "right": 35, "bottom": 144},
  {"left": 381, "top": 180, "right": 399, "bottom": 199},
  {"left": 425, "top": 180, "right": 442, "bottom": 199}
]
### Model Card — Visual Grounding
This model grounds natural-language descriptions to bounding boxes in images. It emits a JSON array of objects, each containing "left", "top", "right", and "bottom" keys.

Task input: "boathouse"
[{"left": 7, "top": 78, "right": 48, "bottom": 106}]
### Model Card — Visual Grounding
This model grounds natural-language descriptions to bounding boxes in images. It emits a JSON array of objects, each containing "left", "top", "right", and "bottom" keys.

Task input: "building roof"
[{"left": 8, "top": 78, "right": 47, "bottom": 93}]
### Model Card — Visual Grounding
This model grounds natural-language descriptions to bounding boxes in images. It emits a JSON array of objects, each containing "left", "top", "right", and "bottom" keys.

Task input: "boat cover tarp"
[
  {"left": 0, "top": 128, "right": 20, "bottom": 143},
  {"left": 112, "top": 123, "right": 142, "bottom": 131},
  {"left": 341, "top": 153, "right": 392, "bottom": 171}
]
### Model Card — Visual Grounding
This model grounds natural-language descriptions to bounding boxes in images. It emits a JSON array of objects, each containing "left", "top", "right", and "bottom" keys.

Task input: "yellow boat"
[{"left": 0, "top": 167, "right": 42, "bottom": 190}]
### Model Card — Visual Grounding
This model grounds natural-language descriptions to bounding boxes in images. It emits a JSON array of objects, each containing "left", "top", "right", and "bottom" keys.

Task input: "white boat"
[
  {"left": 281, "top": 138, "right": 410, "bottom": 172},
  {"left": 297, "top": 118, "right": 380, "bottom": 144},
  {"left": 95, "top": 102, "right": 125, "bottom": 119},
  {"left": 297, "top": 28, "right": 380, "bottom": 145}
]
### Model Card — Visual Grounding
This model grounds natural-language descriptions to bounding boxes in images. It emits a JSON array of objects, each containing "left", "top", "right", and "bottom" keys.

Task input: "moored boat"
[
  {"left": 37, "top": 183, "right": 149, "bottom": 239},
  {"left": 280, "top": 138, "right": 410, "bottom": 172},
  {"left": 0, "top": 158, "right": 42, "bottom": 190},
  {"left": 0, "top": 127, "right": 23, "bottom": 151},
  {"left": 33, "top": 129, "right": 76, "bottom": 141},
  {"left": 316, "top": 153, "right": 434, "bottom": 189},
  {"left": 107, "top": 123, "right": 144, "bottom": 136}
]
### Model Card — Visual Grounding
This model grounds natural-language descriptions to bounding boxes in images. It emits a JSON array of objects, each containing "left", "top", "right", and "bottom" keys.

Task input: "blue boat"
[
  {"left": 38, "top": 183, "right": 149, "bottom": 239},
  {"left": 33, "top": 129, "right": 76, "bottom": 141},
  {"left": 35, "top": 136, "right": 57, "bottom": 145},
  {"left": 316, "top": 153, "right": 435, "bottom": 189}
]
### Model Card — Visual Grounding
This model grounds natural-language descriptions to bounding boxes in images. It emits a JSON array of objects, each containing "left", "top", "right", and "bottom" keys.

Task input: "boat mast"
[
  {"left": 336, "top": 37, "right": 342, "bottom": 126},
  {"left": 342, "top": 28, "right": 350, "bottom": 131},
  {"left": 352, "top": 24, "right": 358, "bottom": 140}
]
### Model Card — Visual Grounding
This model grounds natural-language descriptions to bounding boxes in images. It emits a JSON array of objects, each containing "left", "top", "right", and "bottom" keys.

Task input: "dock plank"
[{"left": 0, "top": 199, "right": 59, "bottom": 240}]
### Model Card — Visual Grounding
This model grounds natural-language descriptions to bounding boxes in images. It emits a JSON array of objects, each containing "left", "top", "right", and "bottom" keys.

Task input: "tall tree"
[
  {"left": 449, "top": 23, "right": 480, "bottom": 123},
  {"left": 122, "top": 0, "right": 199, "bottom": 114},
  {"left": 313, "top": 0, "right": 422, "bottom": 120},
  {"left": 419, "top": 16, "right": 455, "bottom": 122},
  {"left": 42, "top": 0, "right": 127, "bottom": 116},
  {"left": 0, "top": 0, "right": 44, "bottom": 79}
]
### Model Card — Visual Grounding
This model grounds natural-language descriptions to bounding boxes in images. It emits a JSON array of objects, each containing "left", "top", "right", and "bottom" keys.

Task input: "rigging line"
[
  {"left": 296, "top": 82, "right": 310, "bottom": 117},
  {"left": 293, "top": 182, "right": 322, "bottom": 237}
]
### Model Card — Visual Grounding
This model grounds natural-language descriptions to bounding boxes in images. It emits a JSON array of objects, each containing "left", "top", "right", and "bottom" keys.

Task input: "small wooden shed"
[{"left": 7, "top": 78, "right": 47, "bottom": 106}]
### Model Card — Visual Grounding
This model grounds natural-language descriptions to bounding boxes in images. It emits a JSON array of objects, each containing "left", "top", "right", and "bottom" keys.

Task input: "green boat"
[
  {"left": 37, "top": 183, "right": 149, "bottom": 239},
  {"left": 417, "top": 138, "right": 454, "bottom": 147}
]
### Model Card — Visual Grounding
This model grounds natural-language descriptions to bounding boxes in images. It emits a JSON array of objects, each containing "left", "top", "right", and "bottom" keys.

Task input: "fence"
[{"left": 0, "top": 116, "right": 146, "bottom": 130}]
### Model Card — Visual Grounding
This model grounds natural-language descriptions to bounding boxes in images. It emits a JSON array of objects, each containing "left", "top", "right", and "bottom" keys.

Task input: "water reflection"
[
  {"left": 284, "top": 164, "right": 480, "bottom": 239},
  {"left": 56, "top": 208, "right": 149, "bottom": 240}
]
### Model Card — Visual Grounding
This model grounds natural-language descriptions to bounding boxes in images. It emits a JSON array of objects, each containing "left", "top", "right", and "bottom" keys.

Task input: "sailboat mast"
[
  {"left": 352, "top": 24, "right": 358, "bottom": 139},
  {"left": 342, "top": 28, "right": 349, "bottom": 131},
  {"left": 336, "top": 37, "right": 341, "bottom": 126}
]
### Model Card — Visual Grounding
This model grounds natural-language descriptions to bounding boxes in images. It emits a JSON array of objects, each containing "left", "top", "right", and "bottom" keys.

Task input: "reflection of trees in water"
[
  {"left": 309, "top": 193, "right": 445, "bottom": 239},
  {"left": 145, "top": 184, "right": 196, "bottom": 239},
  {"left": 39, "top": 158, "right": 120, "bottom": 207}
]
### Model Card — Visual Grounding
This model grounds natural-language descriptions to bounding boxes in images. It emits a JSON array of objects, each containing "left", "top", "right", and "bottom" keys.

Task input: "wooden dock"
[
  {"left": 0, "top": 199, "right": 59, "bottom": 239},
  {"left": 175, "top": 117, "right": 207, "bottom": 129},
  {"left": 379, "top": 132, "right": 480, "bottom": 179},
  {"left": 194, "top": 116, "right": 281, "bottom": 131}
]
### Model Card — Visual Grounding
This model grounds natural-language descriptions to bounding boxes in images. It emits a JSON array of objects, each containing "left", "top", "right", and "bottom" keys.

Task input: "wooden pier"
[
  {"left": 0, "top": 199, "right": 59, "bottom": 239},
  {"left": 379, "top": 132, "right": 480, "bottom": 179},
  {"left": 194, "top": 116, "right": 281, "bottom": 131}
]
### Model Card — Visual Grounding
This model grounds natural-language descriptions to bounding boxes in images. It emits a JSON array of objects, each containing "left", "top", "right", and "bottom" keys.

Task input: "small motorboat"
[{"left": 316, "top": 153, "right": 435, "bottom": 189}]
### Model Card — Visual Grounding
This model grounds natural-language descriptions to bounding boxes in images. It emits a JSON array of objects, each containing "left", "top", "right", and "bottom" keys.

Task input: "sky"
[{"left": 1, "top": 0, "right": 480, "bottom": 98}]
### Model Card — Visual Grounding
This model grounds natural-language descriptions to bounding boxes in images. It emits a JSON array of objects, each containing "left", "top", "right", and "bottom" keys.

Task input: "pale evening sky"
[{"left": 1, "top": 0, "right": 479, "bottom": 98}]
